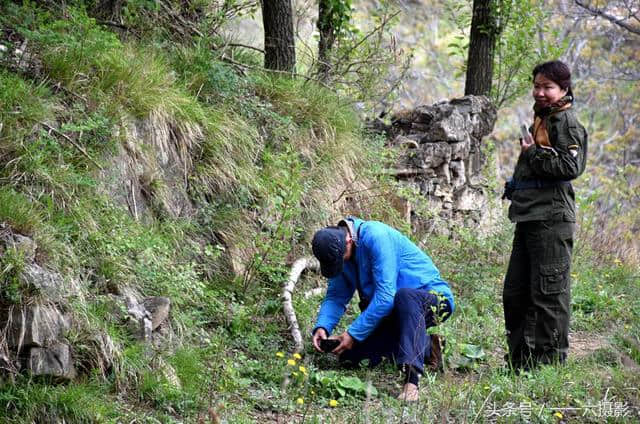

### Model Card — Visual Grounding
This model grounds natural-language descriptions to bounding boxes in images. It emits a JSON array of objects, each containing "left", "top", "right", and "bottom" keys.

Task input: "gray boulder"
[
  {"left": 20, "top": 263, "right": 68, "bottom": 301},
  {"left": 125, "top": 295, "right": 152, "bottom": 341},
  {"left": 27, "top": 341, "right": 76, "bottom": 380},
  {"left": 1, "top": 305, "right": 70, "bottom": 351},
  {"left": 124, "top": 295, "right": 171, "bottom": 340},
  {"left": 142, "top": 297, "right": 171, "bottom": 331}
]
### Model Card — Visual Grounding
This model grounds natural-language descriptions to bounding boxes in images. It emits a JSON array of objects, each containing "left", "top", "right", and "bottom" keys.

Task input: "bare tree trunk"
[
  {"left": 261, "top": 0, "right": 296, "bottom": 73},
  {"left": 317, "top": 0, "right": 336, "bottom": 82},
  {"left": 465, "top": 0, "right": 497, "bottom": 96}
]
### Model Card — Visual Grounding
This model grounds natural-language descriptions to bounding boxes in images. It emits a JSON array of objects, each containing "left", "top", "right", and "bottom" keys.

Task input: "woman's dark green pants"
[{"left": 503, "top": 220, "right": 574, "bottom": 369}]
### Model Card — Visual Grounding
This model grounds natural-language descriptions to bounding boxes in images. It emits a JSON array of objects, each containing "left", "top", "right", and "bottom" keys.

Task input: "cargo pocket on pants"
[{"left": 540, "top": 259, "right": 570, "bottom": 295}]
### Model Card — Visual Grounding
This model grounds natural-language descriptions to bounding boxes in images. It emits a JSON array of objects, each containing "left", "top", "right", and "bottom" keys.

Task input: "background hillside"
[{"left": 0, "top": 1, "right": 638, "bottom": 423}]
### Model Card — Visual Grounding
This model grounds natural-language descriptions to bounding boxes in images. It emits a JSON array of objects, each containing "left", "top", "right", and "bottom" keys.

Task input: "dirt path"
[{"left": 569, "top": 331, "right": 610, "bottom": 358}]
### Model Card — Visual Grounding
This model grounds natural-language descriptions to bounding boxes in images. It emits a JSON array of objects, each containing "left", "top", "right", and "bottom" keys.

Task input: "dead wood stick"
[
  {"left": 40, "top": 122, "right": 103, "bottom": 170},
  {"left": 283, "top": 256, "right": 320, "bottom": 353}
]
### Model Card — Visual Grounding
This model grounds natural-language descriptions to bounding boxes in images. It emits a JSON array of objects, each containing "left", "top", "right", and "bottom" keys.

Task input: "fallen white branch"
[{"left": 283, "top": 257, "right": 320, "bottom": 353}]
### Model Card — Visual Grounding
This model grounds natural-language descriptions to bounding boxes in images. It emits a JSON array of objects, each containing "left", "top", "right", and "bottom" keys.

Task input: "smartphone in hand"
[
  {"left": 319, "top": 338, "right": 340, "bottom": 353},
  {"left": 520, "top": 124, "right": 531, "bottom": 142}
]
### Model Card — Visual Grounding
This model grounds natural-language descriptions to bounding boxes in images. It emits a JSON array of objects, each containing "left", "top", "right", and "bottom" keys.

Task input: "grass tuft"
[{"left": 0, "top": 187, "right": 43, "bottom": 236}]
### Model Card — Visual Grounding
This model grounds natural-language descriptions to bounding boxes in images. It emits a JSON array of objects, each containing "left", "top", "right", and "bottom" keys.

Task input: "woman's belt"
[{"left": 503, "top": 178, "right": 571, "bottom": 200}]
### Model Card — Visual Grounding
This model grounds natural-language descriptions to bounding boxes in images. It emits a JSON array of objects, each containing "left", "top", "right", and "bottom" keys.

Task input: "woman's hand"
[{"left": 520, "top": 134, "right": 535, "bottom": 152}]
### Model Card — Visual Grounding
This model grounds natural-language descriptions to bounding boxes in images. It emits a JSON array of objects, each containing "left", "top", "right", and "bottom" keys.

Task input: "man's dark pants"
[
  {"left": 339, "top": 288, "right": 452, "bottom": 374},
  {"left": 503, "top": 220, "right": 574, "bottom": 368}
]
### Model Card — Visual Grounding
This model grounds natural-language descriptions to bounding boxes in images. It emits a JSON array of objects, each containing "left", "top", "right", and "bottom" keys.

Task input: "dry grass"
[{"left": 576, "top": 214, "right": 640, "bottom": 267}]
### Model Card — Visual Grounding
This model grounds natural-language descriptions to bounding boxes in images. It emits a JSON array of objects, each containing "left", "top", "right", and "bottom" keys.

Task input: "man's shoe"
[
  {"left": 427, "top": 334, "right": 444, "bottom": 372},
  {"left": 397, "top": 383, "right": 419, "bottom": 402}
]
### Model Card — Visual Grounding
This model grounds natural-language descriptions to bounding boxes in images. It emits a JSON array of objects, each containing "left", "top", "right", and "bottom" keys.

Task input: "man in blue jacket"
[{"left": 310, "top": 216, "right": 455, "bottom": 401}]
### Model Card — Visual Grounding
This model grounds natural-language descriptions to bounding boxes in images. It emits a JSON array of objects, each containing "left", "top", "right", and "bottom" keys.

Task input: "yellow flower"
[
  {"left": 329, "top": 399, "right": 338, "bottom": 407},
  {"left": 292, "top": 372, "right": 298, "bottom": 377},
  {"left": 299, "top": 366, "right": 307, "bottom": 374},
  {"left": 554, "top": 411, "right": 563, "bottom": 419},
  {"left": 614, "top": 258, "right": 622, "bottom": 265},
  {"left": 276, "top": 352, "right": 285, "bottom": 358},
  {"left": 293, "top": 353, "right": 302, "bottom": 360},
  {"left": 296, "top": 398, "right": 304, "bottom": 405},
  {"left": 287, "top": 359, "right": 296, "bottom": 366}
]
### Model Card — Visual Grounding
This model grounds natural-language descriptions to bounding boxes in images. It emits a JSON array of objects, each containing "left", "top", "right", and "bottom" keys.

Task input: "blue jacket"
[{"left": 313, "top": 217, "right": 455, "bottom": 341}]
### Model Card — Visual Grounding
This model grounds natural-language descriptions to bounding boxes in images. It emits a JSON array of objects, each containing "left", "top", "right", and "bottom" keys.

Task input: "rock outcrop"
[
  {"left": 0, "top": 227, "right": 77, "bottom": 380},
  {"left": 386, "top": 96, "right": 498, "bottom": 236},
  {"left": 124, "top": 294, "right": 171, "bottom": 341},
  {"left": 0, "top": 227, "right": 171, "bottom": 381},
  {"left": 0, "top": 226, "right": 173, "bottom": 381},
  {"left": 0, "top": 305, "right": 76, "bottom": 380}
]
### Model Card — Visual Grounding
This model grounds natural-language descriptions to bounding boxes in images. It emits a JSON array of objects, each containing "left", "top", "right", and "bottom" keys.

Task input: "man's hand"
[
  {"left": 334, "top": 331, "right": 355, "bottom": 354},
  {"left": 312, "top": 327, "right": 328, "bottom": 352}
]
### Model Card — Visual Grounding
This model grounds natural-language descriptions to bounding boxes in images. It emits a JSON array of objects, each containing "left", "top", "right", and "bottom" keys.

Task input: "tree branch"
[
  {"left": 224, "top": 43, "right": 264, "bottom": 54},
  {"left": 574, "top": 0, "right": 640, "bottom": 35},
  {"left": 335, "top": 11, "right": 401, "bottom": 65}
]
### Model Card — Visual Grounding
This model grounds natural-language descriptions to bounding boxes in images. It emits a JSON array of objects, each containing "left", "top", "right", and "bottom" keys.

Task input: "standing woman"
[{"left": 502, "top": 60, "right": 588, "bottom": 370}]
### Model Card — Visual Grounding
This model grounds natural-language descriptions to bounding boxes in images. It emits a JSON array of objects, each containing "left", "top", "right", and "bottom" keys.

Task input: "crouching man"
[{"left": 310, "top": 216, "right": 455, "bottom": 401}]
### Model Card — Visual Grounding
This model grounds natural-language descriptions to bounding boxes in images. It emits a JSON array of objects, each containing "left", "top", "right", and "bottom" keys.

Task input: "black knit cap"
[{"left": 312, "top": 226, "right": 347, "bottom": 278}]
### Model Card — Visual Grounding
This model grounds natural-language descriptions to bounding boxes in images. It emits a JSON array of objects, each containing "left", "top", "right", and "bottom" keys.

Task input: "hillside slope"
[{"left": 1, "top": 2, "right": 639, "bottom": 423}]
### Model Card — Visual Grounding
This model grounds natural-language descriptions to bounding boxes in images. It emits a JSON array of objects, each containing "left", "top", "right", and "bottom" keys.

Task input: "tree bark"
[
  {"left": 464, "top": 0, "right": 497, "bottom": 96},
  {"left": 261, "top": 0, "right": 296, "bottom": 73},
  {"left": 317, "top": 0, "right": 337, "bottom": 82}
]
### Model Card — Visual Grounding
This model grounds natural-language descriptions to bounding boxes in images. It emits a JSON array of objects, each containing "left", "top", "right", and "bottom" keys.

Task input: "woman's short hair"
[{"left": 533, "top": 60, "right": 573, "bottom": 98}]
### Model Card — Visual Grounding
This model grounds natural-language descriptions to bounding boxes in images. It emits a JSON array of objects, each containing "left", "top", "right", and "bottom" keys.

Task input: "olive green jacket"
[{"left": 508, "top": 108, "right": 588, "bottom": 222}]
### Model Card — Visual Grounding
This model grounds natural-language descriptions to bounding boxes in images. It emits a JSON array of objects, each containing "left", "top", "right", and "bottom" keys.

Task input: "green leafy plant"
[{"left": 311, "top": 370, "right": 378, "bottom": 399}]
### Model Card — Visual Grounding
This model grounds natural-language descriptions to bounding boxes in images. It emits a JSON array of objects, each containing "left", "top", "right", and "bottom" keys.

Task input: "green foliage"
[
  {"left": 253, "top": 73, "right": 359, "bottom": 134},
  {"left": 0, "top": 378, "right": 119, "bottom": 423},
  {"left": 319, "top": 0, "right": 354, "bottom": 40},
  {"left": 445, "top": 0, "right": 565, "bottom": 108},
  {"left": 3, "top": 3, "right": 205, "bottom": 121},
  {"left": 0, "top": 70, "right": 55, "bottom": 142},
  {"left": 311, "top": 371, "right": 378, "bottom": 399},
  {"left": 0, "top": 188, "right": 44, "bottom": 236},
  {"left": 491, "top": 0, "right": 566, "bottom": 108},
  {"left": 449, "top": 343, "right": 486, "bottom": 370},
  {"left": 0, "top": 246, "right": 27, "bottom": 304},
  {"left": 1, "top": 2, "right": 637, "bottom": 422},
  {"left": 97, "top": 0, "right": 259, "bottom": 43},
  {"left": 240, "top": 144, "right": 305, "bottom": 294},
  {"left": 575, "top": 164, "right": 640, "bottom": 266},
  {"left": 170, "top": 41, "right": 243, "bottom": 103},
  {"left": 328, "top": 4, "right": 410, "bottom": 111},
  {"left": 70, "top": 200, "right": 205, "bottom": 305}
]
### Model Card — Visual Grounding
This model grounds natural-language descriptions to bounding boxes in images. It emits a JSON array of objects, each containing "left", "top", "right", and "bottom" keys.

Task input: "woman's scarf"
[{"left": 532, "top": 95, "right": 573, "bottom": 147}]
